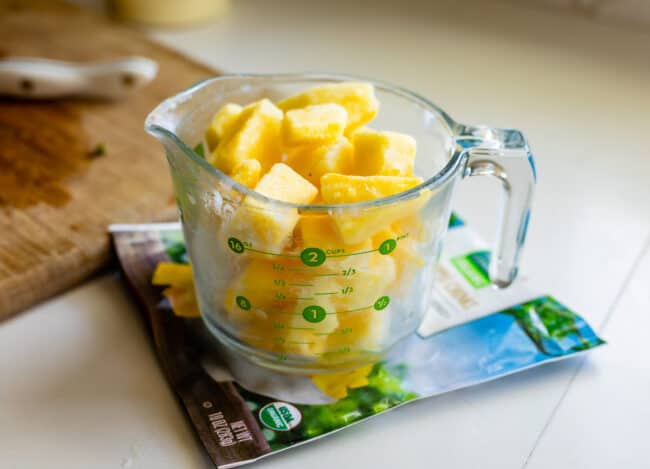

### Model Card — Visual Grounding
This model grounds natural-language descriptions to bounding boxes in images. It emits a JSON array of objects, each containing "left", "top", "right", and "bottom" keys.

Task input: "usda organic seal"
[{"left": 258, "top": 402, "right": 301, "bottom": 431}]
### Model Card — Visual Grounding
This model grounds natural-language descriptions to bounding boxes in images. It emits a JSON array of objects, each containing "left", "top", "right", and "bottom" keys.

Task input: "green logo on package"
[
  {"left": 450, "top": 251, "right": 491, "bottom": 289},
  {"left": 259, "top": 402, "right": 302, "bottom": 431}
]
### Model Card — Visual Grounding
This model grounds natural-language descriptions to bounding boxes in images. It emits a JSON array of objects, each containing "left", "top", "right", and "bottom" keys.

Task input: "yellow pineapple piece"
[
  {"left": 231, "top": 159, "right": 262, "bottom": 188},
  {"left": 327, "top": 255, "right": 396, "bottom": 352},
  {"left": 283, "top": 103, "right": 347, "bottom": 146},
  {"left": 152, "top": 263, "right": 200, "bottom": 318},
  {"left": 227, "top": 163, "right": 318, "bottom": 251},
  {"left": 210, "top": 99, "right": 283, "bottom": 174},
  {"left": 223, "top": 259, "right": 337, "bottom": 357},
  {"left": 278, "top": 83, "right": 378, "bottom": 132},
  {"left": 320, "top": 173, "right": 421, "bottom": 203},
  {"left": 298, "top": 214, "right": 373, "bottom": 274},
  {"left": 223, "top": 260, "right": 290, "bottom": 322},
  {"left": 320, "top": 173, "right": 425, "bottom": 244},
  {"left": 392, "top": 213, "right": 428, "bottom": 241},
  {"left": 254, "top": 162, "right": 318, "bottom": 204},
  {"left": 352, "top": 128, "right": 416, "bottom": 176},
  {"left": 333, "top": 254, "right": 396, "bottom": 311},
  {"left": 285, "top": 297, "right": 338, "bottom": 356},
  {"left": 205, "top": 103, "right": 243, "bottom": 151},
  {"left": 372, "top": 225, "right": 423, "bottom": 284},
  {"left": 311, "top": 364, "right": 373, "bottom": 399},
  {"left": 286, "top": 137, "right": 354, "bottom": 187},
  {"left": 162, "top": 286, "right": 201, "bottom": 318},
  {"left": 152, "top": 262, "right": 193, "bottom": 287},
  {"left": 298, "top": 214, "right": 341, "bottom": 249}
]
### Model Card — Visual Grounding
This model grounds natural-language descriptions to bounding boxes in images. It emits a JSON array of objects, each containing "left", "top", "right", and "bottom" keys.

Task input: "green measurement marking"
[
  {"left": 315, "top": 291, "right": 338, "bottom": 296},
  {"left": 374, "top": 295, "right": 390, "bottom": 310},
  {"left": 338, "top": 305, "right": 373, "bottom": 313},
  {"left": 314, "top": 272, "right": 338, "bottom": 277},
  {"left": 244, "top": 247, "right": 298, "bottom": 258},
  {"left": 288, "top": 341, "right": 314, "bottom": 345},
  {"left": 286, "top": 326, "right": 314, "bottom": 331},
  {"left": 327, "top": 249, "right": 377, "bottom": 258},
  {"left": 288, "top": 267, "right": 310, "bottom": 272},
  {"left": 313, "top": 331, "right": 336, "bottom": 336},
  {"left": 288, "top": 283, "right": 314, "bottom": 287},
  {"left": 287, "top": 297, "right": 314, "bottom": 301},
  {"left": 235, "top": 295, "right": 251, "bottom": 310}
]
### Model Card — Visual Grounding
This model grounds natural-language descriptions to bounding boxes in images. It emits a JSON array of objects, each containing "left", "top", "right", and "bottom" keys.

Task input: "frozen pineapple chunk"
[
  {"left": 352, "top": 128, "right": 416, "bottom": 176},
  {"left": 327, "top": 255, "right": 396, "bottom": 352},
  {"left": 372, "top": 225, "right": 423, "bottom": 283},
  {"left": 151, "top": 263, "right": 200, "bottom": 318},
  {"left": 299, "top": 214, "right": 371, "bottom": 252},
  {"left": 320, "top": 173, "right": 426, "bottom": 244},
  {"left": 223, "top": 260, "right": 290, "bottom": 323},
  {"left": 255, "top": 162, "right": 318, "bottom": 203},
  {"left": 298, "top": 214, "right": 341, "bottom": 249},
  {"left": 278, "top": 83, "right": 378, "bottom": 132},
  {"left": 311, "top": 364, "right": 373, "bottom": 399},
  {"left": 285, "top": 297, "right": 338, "bottom": 356},
  {"left": 205, "top": 103, "right": 243, "bottom": 151},
  {"left": 152, "top": 262, "right": 193, "bottom": 287},
  {"left": 283, "top": 103, "right": 347, "bottom": 146},
  {"left": 231, "top": 159, "right": 262, "bottom": 188},
  {"left": 320, "top": 173, "right": 421, "bottom": 203},
  {"left": 223, "top": 260, "right": 337, "bottom": 356},
  {"left": 286, "top": 137, "right": 354, "bottom": 186},
  {"left": 210, "top": 99, "right": 283, "bottom": 174},
  {"left": 227, "top": 163, "right": 318, "bottom": 251}
]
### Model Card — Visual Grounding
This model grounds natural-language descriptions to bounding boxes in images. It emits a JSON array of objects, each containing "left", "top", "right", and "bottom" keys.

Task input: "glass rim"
[{"left": 145, "top": 72, "right": 466, "bottom": 211}]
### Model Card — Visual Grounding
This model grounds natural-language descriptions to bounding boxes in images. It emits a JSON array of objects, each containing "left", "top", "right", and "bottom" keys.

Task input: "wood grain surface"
[{"left": 0, "top": 0, "right": 219, "bottom": 320}]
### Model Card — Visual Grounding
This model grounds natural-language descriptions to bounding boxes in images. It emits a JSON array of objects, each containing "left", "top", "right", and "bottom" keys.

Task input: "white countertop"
[{"left": 2, "top": 1, "right": 650, "bottom": 467}]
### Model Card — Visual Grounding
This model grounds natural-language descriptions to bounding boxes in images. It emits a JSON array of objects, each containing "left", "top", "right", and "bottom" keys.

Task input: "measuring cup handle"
[{"left": 459, "top": 126, "right": 536, "bottom": 288}]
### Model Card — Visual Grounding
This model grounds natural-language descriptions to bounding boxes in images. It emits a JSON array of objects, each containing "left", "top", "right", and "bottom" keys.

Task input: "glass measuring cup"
[{"left": 145, "top": 74, "right": 535, "bottom": 374}]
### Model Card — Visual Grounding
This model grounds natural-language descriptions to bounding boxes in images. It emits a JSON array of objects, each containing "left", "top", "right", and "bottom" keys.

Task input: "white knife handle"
[{"left": 0, "top": 57, "right": 158, "bottom": 99}]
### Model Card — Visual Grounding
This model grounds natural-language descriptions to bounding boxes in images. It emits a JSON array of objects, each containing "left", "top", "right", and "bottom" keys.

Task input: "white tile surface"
[
  {"left": 525, "top": 240, "right": 650, "bottom": 469},
  {"left": 0, "top": 275, "right": 210, "bottom": 469},
  {"left": 3, "top": 1, "right": 650, "bottom": 467}
]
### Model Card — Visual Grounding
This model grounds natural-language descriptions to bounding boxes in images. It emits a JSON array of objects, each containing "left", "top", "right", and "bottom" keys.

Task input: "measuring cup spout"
[{"left": 144, "top": 84, "right": 188, "bottom": 152}]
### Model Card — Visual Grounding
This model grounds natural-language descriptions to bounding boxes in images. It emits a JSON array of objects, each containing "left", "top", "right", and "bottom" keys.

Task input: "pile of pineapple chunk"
[{"left": 204, "top": 82, "right": 427, "bottom": 364}]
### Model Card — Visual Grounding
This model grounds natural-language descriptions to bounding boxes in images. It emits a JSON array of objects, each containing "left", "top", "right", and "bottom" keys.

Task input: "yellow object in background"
[{"left": 111, "top": 0, "right": 230, "bottom": 26}]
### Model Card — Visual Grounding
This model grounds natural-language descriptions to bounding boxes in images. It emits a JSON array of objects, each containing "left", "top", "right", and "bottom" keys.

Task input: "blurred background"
[
  {"left": 73, "top": 0, "right": 650, "bottom": 29},
  {"left": 68, "top": 0, "right": 649, "bottom": 285}
]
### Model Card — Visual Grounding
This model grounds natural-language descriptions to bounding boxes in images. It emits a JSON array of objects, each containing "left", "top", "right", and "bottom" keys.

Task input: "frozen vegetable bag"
[{"left": 110, "top": 214, "right": 604, "bottom": 468}]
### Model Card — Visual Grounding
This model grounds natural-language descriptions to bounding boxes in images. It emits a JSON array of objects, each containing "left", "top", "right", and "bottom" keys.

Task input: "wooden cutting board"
[{"left": 0, "top": 0, "right": 219, "bottom": 320}]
